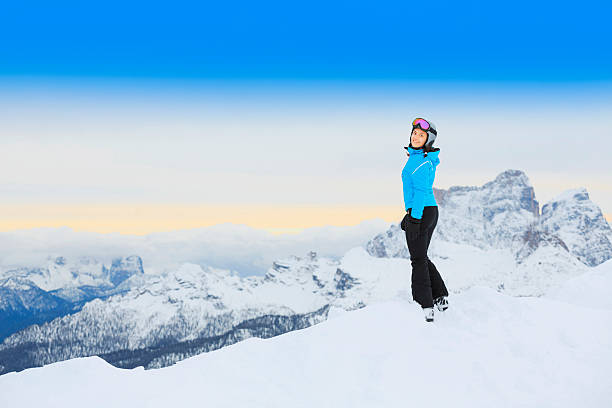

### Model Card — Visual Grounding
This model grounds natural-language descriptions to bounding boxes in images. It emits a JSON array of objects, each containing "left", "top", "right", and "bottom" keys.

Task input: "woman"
[{"left": 400, "top": 117, "right": 449, "bottom": 322}]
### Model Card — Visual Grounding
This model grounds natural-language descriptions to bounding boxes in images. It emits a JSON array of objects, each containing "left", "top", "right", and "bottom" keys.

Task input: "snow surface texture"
[{"left": 2, "top": 260, "right": 611, "bottom": 407}]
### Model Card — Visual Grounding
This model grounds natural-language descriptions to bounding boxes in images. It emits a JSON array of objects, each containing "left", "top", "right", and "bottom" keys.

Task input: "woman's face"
[{"left": 411, "top": 127, "right": 428, "bottom": 148}]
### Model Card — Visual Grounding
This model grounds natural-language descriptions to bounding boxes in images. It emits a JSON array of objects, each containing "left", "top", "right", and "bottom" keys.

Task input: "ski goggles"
[{"left": 412, "top": 118, "right": 436, "bottom": 134}]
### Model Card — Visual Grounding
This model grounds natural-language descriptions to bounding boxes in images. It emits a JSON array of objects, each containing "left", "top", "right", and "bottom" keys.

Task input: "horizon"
[{"left": 0, "top": 171, "right": 609, "bottom": 236}]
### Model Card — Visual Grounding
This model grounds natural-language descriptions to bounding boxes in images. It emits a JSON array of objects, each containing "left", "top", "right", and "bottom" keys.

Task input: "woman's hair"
[
  {"left": 423, "top": 143, "right": 437, "bottom": 156},
  {"left": 406, "top": 143, "right": 438, "bottom": 158},
  {"left": 409, "top": 137, "right": 437, "bottom": 156}
]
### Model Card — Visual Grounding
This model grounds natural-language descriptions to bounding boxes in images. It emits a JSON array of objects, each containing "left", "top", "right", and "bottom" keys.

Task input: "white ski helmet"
[{"left": 411, "top": 117, "right": 437, "bottom": 149}]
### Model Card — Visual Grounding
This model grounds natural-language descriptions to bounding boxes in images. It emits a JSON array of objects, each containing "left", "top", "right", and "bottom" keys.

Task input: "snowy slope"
[
  {"left": 545, "top": 254, "right": 612, "bottom": 310},
  {"left": 1, "top": 272, "right": 611, "bottom": 408}
]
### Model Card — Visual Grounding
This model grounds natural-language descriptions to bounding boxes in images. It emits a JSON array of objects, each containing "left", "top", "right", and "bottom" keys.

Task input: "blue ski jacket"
[{"left": 401, "top": 146, "right": 440, "bottom": 219}]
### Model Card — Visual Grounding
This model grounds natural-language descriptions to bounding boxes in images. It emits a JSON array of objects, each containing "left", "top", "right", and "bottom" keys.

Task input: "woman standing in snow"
[{"left": 400, "top": 117, "right": 449, "bottom": 322}]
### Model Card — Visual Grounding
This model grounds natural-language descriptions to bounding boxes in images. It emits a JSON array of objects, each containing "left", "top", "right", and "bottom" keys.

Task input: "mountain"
[
  {"left": 1, "top": 259, "right": 611, "bottom": 407},
  {"left": 0, "top": 253, "right": 353, "bottom": 375},
  {"left": 1, "top": 169, "right": 610, "bottom": 376},
  {"left": 0, "top": 255, "right": 144, "bottom": 341},
  {"left": 540, "top": 187, "right": 612, "bottom": 266},
  {"left": 0, "top": 277, "right": 75, "bottom": 342},
  {"left": 367, "top": 169, "right": 611, "bottom": 294},
  {"left": 433, "top": 169, "right": 540, "bottom": 249},
  {"left": 431, "top": 169, "right": 612, "bottom": 266}
]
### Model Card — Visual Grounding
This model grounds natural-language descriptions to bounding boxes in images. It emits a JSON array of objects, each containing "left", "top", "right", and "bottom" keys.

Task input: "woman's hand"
[
  {"left": 405, "top": 214, "right": 422, "bottom": 240},
  {"left": 400, "top": 213, "right": 409, "bottom": 231}
]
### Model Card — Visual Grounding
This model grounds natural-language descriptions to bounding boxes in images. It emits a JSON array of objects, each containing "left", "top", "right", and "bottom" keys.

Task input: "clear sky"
[{"left": 1, "top": 1, "right": 611, "bottom": 234}]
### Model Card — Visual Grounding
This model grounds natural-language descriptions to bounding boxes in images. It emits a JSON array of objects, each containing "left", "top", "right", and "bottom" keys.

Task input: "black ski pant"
[{"left": 405, "top": 206, "right": 448, "bottom": 309}]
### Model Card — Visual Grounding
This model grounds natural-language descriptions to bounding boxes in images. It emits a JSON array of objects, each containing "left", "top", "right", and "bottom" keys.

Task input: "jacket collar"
[{"left": 406, "top": 146, "right": 440, "bottom": 157}]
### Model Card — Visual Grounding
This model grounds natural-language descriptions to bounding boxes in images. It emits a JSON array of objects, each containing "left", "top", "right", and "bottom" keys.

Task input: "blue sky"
[
  {"left": 2, "top": 0, "right": 611, "bottom": 81},
  {"left": 1, "top": 1, "right": 611, "bottom": 233}
]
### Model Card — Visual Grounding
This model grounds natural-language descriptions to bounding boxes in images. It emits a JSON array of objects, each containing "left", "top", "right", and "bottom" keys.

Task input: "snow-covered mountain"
[
  {"left": 2, "top": 259, "right": 611, "bottom": 408},
  {"left": 1, "top": 169, "right": 610, "bottom": 377},
  {"left": 540, "top": 187, "right": 612, "bottom": 266},
  {"left": 434, "top": 169, "right": 540, "bottom": 250},
  {"left": 0, "top": 251, "right": 369, "bottom": 375},
  {"left": 0, "top": 254, "right": 145, "bottom": 297},
  {"left": 0, "top": 255, "right": 144, "bottom": 341},
  {"left": 371, "top": 169, "right": 611, "bottom": 266},
  {"left": 367, "top": 169, "right": 611, "bottom": 294}
]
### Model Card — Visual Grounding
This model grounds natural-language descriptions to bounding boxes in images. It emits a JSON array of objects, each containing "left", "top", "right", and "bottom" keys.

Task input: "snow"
[
  {"left": 546, "top": 257, "right": 612, "bottom": 310},
  {"left": 549, "top": 187, "right": 588, "bottom": 203},
  {"left": 2, "top": 276, "right": 611, "bottom": 408}
]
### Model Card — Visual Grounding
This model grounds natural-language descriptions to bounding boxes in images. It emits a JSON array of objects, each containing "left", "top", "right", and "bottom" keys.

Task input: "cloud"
[{"left": 0, "top": 219, "right": 392, "bottom": 277}]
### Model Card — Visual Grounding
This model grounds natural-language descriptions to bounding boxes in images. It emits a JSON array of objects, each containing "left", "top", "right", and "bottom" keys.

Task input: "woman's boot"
[
  {"left": 434, "top": 296, "right": 448, "bottom": 312},
  {"left": 423, "top": 307, "right": 434, "bottom": 322}
]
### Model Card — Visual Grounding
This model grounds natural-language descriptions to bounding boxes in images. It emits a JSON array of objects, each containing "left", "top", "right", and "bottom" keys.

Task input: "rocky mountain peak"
[
  {"left": 540, "top": 187, "right": 612, "bottom": 266},
  {"left": 369, "top": 169, "right": 611, "bottom": 268}
]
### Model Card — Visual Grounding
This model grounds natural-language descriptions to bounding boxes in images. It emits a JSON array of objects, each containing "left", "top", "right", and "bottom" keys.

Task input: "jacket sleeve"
[{"left": 409, "top": 160, "right": 433, "bottom": 220}]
